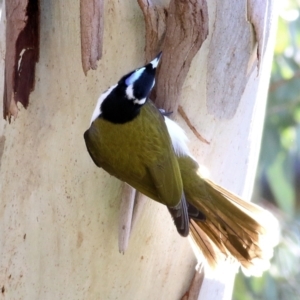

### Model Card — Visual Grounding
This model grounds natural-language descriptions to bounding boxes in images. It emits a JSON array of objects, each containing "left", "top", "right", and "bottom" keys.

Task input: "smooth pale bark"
[{"left": 0, "top": 1, "right": 277, "bottom": 300}]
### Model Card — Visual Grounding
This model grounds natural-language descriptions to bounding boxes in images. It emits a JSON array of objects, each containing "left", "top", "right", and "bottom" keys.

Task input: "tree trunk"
[{"left": 0, "top": 1, "right": 277, "bottom": 299}]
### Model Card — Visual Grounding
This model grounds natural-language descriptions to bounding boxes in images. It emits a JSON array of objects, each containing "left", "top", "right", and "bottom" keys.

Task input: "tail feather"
[
  {"left": 190, "top": 220, "right": 227, "bottom": 268},
  {"left": 206, "top": 179, "right": 277, "bottom": 237},
  {"left": 188, "top": 178, "right": 279, "bottom": 276}
]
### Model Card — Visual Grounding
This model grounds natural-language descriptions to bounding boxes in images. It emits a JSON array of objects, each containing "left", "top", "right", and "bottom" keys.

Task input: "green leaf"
[
  {"left": 233, "top": 274, "right": 255, "bottom": 300},
  {"left": 249, "top": 274, "right": 266, "bottom": 294},
  {"left": 275, "top": 17, "right": 290, "bottom": 54},
  {"left": 280, "top": 126, "right": 296, "bottom": 149},
  {"left": 263, "top": 274, "right": 279, "bottom": 300},
  {"left": 266, "top": 152, "right": 295, "bottom": 215}
]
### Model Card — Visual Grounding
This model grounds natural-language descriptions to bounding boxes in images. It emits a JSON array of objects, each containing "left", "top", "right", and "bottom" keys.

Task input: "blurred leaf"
[
  {"left": 233, "top": 275, "right": 255, "bottom": 300},
  {"left": 278, "top": 56, "right": 295, "bottom": 79},
  {"left": 259, "top": 128, "right": 281, "bottom": 168},
  {"left": 281, "top": 126, "right": 296, "bottom": 149},
  {"left": 275, "top": 242, "right": 299, "bottom": 278},
  {"left": 263, "top": 274, "right": 279, "bottom": 300},
  {"left": 294, "top": 107, "right": 300, "bottom": 122},
  {"left": 275, "top": 17, "right": 290, "bottom": 54},
  {"left": 266, "top": 152, "right": 295, "bottom": 215},
  {"left": 296, "top": 124, "right": 300, "bottom": 151},
  {"left": 249, "top": 274, "right": 266, "bottom": 294}
]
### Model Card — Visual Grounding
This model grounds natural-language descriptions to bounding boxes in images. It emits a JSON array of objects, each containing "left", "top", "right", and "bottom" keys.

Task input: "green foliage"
[{"left": 233, "top": 1, "right": 300, "bottom": 298}]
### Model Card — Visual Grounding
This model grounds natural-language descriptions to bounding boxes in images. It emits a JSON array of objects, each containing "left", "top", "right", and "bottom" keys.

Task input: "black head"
[
  {"left": 119, "top": 52, "right": 162, "bottom": 104},
  {"left": 99, "top": 52, "right": 162, "bottom": 124}
]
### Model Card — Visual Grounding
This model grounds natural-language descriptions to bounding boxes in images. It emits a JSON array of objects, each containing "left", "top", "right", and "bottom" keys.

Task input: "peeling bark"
[
  {"left": 80, "top": 0, "right": 104, "bottom": 75},
  {"left": 3, "top": 0, "right": 40, "bottom": 121},
  {"left": 138, "top": 0, "right": 209, "bottom": 114},
  {"left": 137, "top": 0, "right": 168, "bottom": 62},
  {"left": 178, "top": 105, "right": 210, "bottom": 144},
  {"left": 154, "top": 0, "right": 209, "bottom": 113}
]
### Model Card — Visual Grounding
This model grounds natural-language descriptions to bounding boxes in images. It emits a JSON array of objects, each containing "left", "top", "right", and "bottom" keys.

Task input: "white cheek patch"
[
  {"left": 127, "top": 80, "right": 155, "bottom": 103},
  {"left": 125, "top": 67, "right": 145, "bottom": 86},
  {"left": 133, "top": 98, "right": 146, "bottom": 105},
  {"left": 90, "top": 84, "right": 117, "bottom": 124},
  {"left": 125, "top": 85, "right": 135, "bottom": 100},
  {"left": 164, "top": 116, "right": 192, "bottom": 157}
]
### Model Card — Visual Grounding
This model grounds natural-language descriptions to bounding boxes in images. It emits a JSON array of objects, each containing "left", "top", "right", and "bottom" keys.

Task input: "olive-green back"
[{"left": 84, "top": 100, "right": 183, "bottom": 207}]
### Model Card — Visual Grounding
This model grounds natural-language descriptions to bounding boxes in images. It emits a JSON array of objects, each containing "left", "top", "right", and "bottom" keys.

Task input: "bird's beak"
[{"left": 150, "top": 52, "right": 162, "bottom": 69}]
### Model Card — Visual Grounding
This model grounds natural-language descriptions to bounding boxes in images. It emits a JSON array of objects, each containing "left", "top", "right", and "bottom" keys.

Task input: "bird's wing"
[
  {"left": 84, "top": 100, "right": 189, "bottom": 235},
  {"left": 141, "top": 101, "right": 184, "bottom": 207},
  {"left": 142, "top": 102, "right": 190, "bottom": 236}
]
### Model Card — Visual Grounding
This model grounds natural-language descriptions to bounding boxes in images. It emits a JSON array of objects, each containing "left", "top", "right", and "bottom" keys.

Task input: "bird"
[{"left": 84, "top": 53, "right": 278, "bottom": 275}]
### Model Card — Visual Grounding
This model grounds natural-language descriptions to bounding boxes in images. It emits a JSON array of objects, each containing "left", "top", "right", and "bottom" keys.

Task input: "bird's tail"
[
  {"left": 178, "top": 156, "right": 279, "bottom": 275},
  {"left": 186, "top": 177, "right": 278, "bottom": 276}
]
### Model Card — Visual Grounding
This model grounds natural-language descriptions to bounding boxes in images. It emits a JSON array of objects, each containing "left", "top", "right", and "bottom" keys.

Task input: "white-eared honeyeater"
[{"left": 84, "top": 53, "right": 278, "bottom": 275}]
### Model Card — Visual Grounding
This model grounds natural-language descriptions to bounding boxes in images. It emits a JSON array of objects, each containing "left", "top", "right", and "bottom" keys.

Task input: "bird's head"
[
  {"left": 90, "top": 52, "right": 162, "bottom": 124},
  {"left": 118, "top": 52, "right": 162, "bottom": 105}
]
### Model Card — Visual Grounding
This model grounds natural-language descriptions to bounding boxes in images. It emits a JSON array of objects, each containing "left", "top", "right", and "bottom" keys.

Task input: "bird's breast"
[{"left": 86, "top": 104, "right": 166, "bottom": 179}]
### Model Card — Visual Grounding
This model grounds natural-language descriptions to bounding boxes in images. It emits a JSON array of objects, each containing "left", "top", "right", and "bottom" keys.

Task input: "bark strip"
[
  {"left": 137, "top": 0, "right": 168, "bottom": 63},
  {"left": 3, "top": 0, "right": 40, "bottom": 121},
  {"left": 155, "top": 0, "right": 209, "bottom": 113},
  {"left": 80, "top": 0, "right": 104, "bottom": 75},
  {"left": 138, "top": 0, "right": 209, "bottom": 114}
]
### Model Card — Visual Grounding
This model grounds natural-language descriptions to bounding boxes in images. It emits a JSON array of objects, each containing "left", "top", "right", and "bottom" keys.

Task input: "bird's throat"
[{"left": 100, "top": 92, "right": 142, "bottom": 124}]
